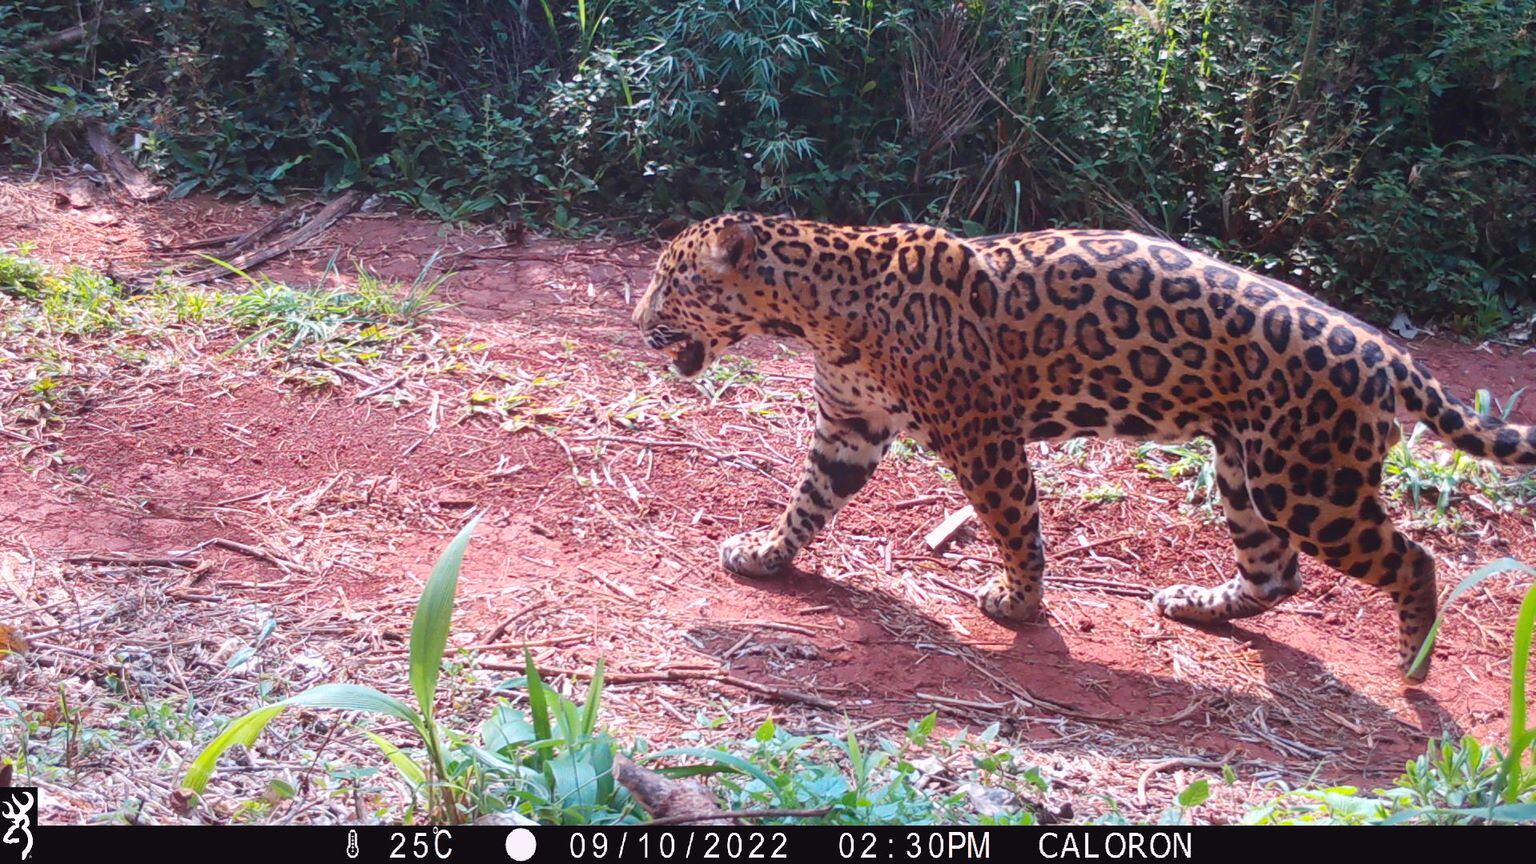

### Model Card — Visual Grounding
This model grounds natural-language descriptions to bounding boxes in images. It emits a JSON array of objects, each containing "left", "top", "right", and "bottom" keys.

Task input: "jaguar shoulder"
[{"left": 633, "top": 212, "right": 1536, "bottom": 681}]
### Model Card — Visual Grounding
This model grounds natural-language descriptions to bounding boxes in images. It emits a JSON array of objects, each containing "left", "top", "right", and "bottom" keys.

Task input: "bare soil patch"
[{"left": 3, "top": 180, "right": 1534, "bottom": 823}]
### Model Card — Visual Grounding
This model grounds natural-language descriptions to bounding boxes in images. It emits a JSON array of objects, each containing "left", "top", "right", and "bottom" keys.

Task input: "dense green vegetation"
[{"left": 3, "top": 2, "right": 1534, "bottom": 325}]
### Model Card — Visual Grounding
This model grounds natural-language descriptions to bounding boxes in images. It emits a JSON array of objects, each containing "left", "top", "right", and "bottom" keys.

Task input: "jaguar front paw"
[
  {"left": 1152, "top": 583, "right": 1222, "bottom": 622},
  {"left": 977, "top": 578, "right": 1040, "bottom": 622},
  {"left": 720, "top": 528, "right": 793, "bottom": 578},
  {"left": 1153, "top": 580, "right": 1271, "bottom": 624}
]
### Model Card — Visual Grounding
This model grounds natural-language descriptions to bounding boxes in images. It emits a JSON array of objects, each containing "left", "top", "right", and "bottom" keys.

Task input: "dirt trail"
[{"left": 4, "top": 180, "right": 1535, "bottom": 821}]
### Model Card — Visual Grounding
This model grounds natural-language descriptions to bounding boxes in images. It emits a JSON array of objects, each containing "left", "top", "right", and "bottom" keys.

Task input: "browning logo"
[{"left": 0, "top": 788, "right": 33, "bottom": 861}]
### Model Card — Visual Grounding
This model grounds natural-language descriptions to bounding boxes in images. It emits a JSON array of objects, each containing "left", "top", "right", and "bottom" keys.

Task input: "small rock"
[
  {"left": 54, "top": 176, "right": 106, "bottom": 209},
  {"left": 909, "top": 756, "right": 948, "bottom": 781},
  {"left": 170, "top": 787, "right": 198, "bottom": 815},
  {"left": 210, "top": 636, "right": 246, "bottom": 667},
  {"left": 958, "top": 782, "right": 1019, "bottom": 818}
]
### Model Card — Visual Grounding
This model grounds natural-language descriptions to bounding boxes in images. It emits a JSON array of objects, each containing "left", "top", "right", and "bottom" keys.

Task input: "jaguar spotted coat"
[{"left": 632, "top": 213, "right": 1536, "bottom": 680}]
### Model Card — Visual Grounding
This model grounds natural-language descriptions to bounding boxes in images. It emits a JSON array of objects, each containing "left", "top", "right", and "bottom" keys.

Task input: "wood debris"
[
  {"left": 924, "top": 504, "right": 975, "bottom": 551},
  {"left": 176, "top": 191, "right": 362, "bottom": 284},
  {"left": 84, "top": 121, "right": 164, "bottom": 203}
]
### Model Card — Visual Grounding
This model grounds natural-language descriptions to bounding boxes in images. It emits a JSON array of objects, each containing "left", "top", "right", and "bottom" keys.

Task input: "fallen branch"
[
  {"left": 155, "top": 230, "right": 248, "bottom": 253},
  {"left": 64, "top": 553, "right": 199, "bottom": 569},
  {"left": 580, "top": 565, "right": 640, "bottom": 602},
  {"left": 171, "top": 537, "right": 308, "bottom": 575},
  {"left": 891, "top": 494, "right": 948, "bottom": 509},
  {"left": 27, "top": 8, "right": 148, "bottom": 54},
  {"left": 1044, "top": 576, "right": 1150, "bottom": 598},
  {"left": 158, "top": 201, "right": 314, "bottom": 255},
  {"left": 354, "top": 374, "right": 408, "bottom": 402},
  {"left": 229, "top": 201, "right": 316, "bottom": 251},
  {"left": 0, "top": 426, "right": 43, "bottom": 444},
  {"left": 1135, "top": 752, "right": 1234, "bottom": 807},
  {"left": 53, "top": 176, "right": 106, "bottom": 209},
  {"left": 177, "top": 191, "right": 362, "bottom": 284},
  {"left": 613, "top": 754, "right": 737, "bottom": 825},
  {"left": 924, "top": 505, "right": 975, "bottom": 552},
  {"left": 306, "top": 359, "right": 381, "bottom": 389},
  {"left": 580, "top": 435, "right": 787, "bottom": 466},
  {"left": 904, "top": 531, "right": 1136, "bottom": 569},
  {"left": 32, "top": 21, "right": 102, "bottom": 53},
  {"left": 1053, "top": 532, "right": 1136, "bottom": 558},
  {"left": 478, "top": 600, "right": 550, "bottom": 643},
  {"left": 900, "top": 552, "right": 1153, "bottom": 598},
  {"left": 439, "top": 244, "right": 634, "bottom": 265},
  {"left": 84, "top": 121, "right": 164, "bottom": 203}
]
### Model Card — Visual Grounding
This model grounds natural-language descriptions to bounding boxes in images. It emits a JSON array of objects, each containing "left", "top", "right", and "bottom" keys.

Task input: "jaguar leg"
[
  {"left": 1154, "top": 434, "right": 1302, "bottom": 622},
  {"left": 945, "top": 433, "right": 1046, "bottom": 622},
  {"left": 720, "top": 409, "right": 894, "bottom": 577}
]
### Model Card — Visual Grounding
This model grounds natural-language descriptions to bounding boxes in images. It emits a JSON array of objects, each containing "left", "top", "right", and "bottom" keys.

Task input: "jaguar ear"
[{"left": 703, "top": 221, "right": 757, "bottom": 278}]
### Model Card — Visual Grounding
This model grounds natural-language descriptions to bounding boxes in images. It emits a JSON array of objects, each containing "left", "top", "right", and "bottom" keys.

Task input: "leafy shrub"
[
  {"left": 650, "top": 715, "right": 1045, "bottom": 825},
  {"left": 3, "top": 2, "right": 1533, "bottom": 325}
]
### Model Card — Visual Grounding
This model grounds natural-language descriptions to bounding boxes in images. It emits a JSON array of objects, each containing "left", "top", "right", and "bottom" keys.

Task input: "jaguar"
[{"left": 631, "top": 212, "right": 1536, "bottom": 680}]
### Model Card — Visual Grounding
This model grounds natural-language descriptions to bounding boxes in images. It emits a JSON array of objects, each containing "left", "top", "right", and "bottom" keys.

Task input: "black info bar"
[{"left": 20, "top": 823, "right": 1516, "bottom": 861}]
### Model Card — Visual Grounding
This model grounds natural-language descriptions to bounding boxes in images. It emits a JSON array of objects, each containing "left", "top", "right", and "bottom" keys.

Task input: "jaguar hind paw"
[
  {"left": 977, "top": 578, "right": 1040, "bottom": 622},
  {"left": 720, "top": 528, "right": 793, "bottom": 578}
]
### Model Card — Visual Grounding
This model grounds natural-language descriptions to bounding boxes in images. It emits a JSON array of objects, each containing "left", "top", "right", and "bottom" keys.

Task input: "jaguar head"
[{"left": 631, "top": 213, "right": 768, "bottom": 378}]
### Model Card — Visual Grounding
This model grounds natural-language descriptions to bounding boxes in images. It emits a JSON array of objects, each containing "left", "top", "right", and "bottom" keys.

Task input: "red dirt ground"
[{"left": 4, "top": 179, "right": 1535, "bottom": 820}]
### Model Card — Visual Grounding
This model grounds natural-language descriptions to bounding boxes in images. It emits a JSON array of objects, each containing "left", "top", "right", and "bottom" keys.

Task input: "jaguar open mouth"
[
  {"left": 667, "top": 337, "right": 707, "bottom": 377},
  {"left": 646, "top": 328, "right": 708, "bottom": 377}
]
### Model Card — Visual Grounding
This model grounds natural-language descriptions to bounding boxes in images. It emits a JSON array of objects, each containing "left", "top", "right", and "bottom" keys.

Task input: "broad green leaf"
[
  {"left": 589, "top": 735, "right": 617, "bottom": 802},
  {"left": 846, "top": 727, "right": 866, "bottom": 793},
  {"left": 364, "top": 730, "right": 426, "bottom": 787},
  {"left": 1178, "top": 779, "right": 1211, "bottom": 808},
  {"left": 525, "top": 652, "right": 553, "bottom": 746},
  {"left": 643, "top": 747, "right": 778, "bottom": 795},
  {"left": 409, "top": 516, "right": 481, "bottom": 720},
  {"left": 183, "top": 705, "right": 284, "bottom": 794},
  {"left": 482, "top": 703, "right": 539, "bottom": 753},
  {"left": 580, "top": 658, "right": 606, "bottom": 738},
  {"left": 547, "top": 750, "right": 600, "bottom": 811},
  {"left": 464, "top": 744, "right": 527, "bottom": 774},
  {"left": 1386, "top": 802, "right": 1536, "bottom": 824},
  {"left": 753, "top": 718, "right": 776, "bottom": 743},
  {"left": 1500, "top": 580, "right": 1536, "bottom": 802},
  {"left": 1509, "top": 580, "right": 1536, "bottom": 746},
  {"left": 913, "top": 712, "right": 937, "bottom": 739},
  {"left": 285, "top": 683, "right": 422, "bottom": 724},
  {"left": 182, "top": 684, "right": 421, "bottom": 794},
  {"left": 551, "top": 691, "right": 583, "bottom": 746}
]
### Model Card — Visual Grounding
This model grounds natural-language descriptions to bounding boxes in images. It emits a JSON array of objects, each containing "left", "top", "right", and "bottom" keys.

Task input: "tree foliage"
[{"left": 3, "top": 0, "right": 1533, "bottom": 328}]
